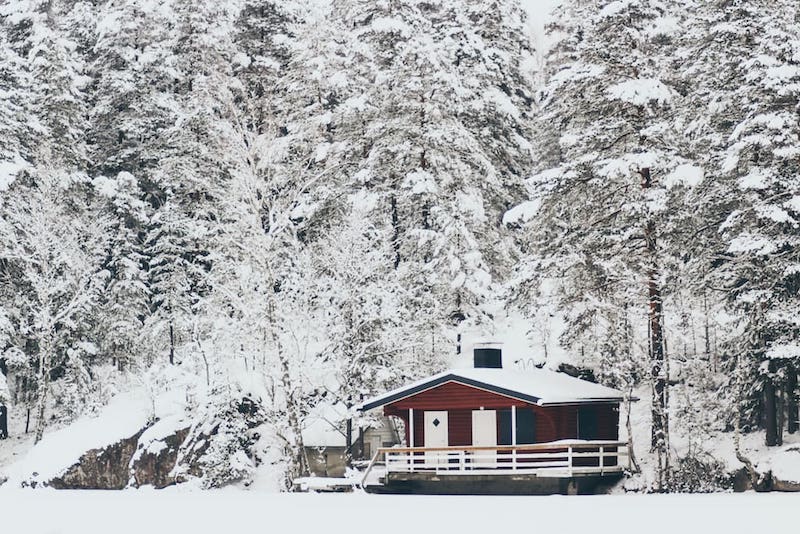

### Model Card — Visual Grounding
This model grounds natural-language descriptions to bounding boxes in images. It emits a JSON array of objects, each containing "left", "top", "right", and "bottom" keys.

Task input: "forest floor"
[{"left": 0, "top": 490, "right": 797, "bottom": 534}]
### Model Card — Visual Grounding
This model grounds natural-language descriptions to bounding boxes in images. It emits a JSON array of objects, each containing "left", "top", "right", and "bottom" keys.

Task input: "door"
[
  {"left": 424, "top": 411, "right": 449, "bottom": 467},
  {"left": 472, "top": 410, "right": 497, "bottom": 467}
]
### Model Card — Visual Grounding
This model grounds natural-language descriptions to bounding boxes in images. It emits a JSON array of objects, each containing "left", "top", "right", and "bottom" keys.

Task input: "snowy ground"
[{"left": 0, "top": 491, "right": 797, "bottom": 534}]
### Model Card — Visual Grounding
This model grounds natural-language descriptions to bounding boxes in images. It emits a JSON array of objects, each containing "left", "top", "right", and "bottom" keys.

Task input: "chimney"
[{"left": 473, "top": 343, "right": 502, "bottom": 369}]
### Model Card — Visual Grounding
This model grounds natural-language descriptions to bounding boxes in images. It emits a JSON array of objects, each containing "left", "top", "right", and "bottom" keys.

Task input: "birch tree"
[{"left": 0, "top": 174, "right": 108, "bottom": 442}]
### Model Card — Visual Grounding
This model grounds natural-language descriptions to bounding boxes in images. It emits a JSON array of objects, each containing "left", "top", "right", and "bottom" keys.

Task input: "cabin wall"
[{"left": 384, "top": 381, "right": 620, "bottom": 446}]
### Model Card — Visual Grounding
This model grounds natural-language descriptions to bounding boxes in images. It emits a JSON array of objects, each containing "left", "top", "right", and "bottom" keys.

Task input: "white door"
[
  {"left": 424, "top": 411, "right": 449, "bottom": 467},
  {"left": 472, "top": 410, "right": 497, "bottom": 467}
]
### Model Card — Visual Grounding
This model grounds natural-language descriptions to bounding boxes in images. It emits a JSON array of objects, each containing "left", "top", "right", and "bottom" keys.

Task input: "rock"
[
  {"left": 772, "top": 476, "right": 800, "bottom": 492},
  {"left": 32, "top": 396, "right": 265, "bottom": 489},
  {"left": 49, "top": 429, "right": 145, "bottom": 489},
  {"left": 46, "top": 425, "right": 192, "bottom": 490},
  {"left": 131, "top": 427, "right": 190, "bottom": 488},
  {"left": 731, "top": 467, "right": 752, "bottom": 493}
]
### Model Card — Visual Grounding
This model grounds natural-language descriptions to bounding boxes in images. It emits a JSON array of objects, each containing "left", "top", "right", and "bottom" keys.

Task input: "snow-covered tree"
[
  {"left": 680, "top": 0, "right": 800, "bottom": 445},
  {"left": 0, "top": 173, "right": 109, "bottom": 442},
  {"left": 508, "top": 0, "right": 701, "bottom": 487},
  {"left": 93, "top": 172, "right": 151, "bottom": 371},
  {"left": 320, "top": 0, "right": 537, "bottom": 351}
]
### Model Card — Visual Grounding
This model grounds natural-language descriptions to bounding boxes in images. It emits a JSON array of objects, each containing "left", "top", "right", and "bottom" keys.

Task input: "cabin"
[{"left": 358, "top": 344, "right": 632, "bottom": 494}]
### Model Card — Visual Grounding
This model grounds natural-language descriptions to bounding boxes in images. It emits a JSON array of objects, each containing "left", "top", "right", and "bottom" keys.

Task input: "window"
[
  {"left": 498, "top": 408, "right": 537, "bottom": 445},
  {"left": 516, "top": 409, "right": 536, "bottom": 444},
  {"left": 578, "top": 407, "right": 598, "bottom": 440}
]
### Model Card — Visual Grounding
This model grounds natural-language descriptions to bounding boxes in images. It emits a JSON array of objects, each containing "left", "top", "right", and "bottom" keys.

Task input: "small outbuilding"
[{"left": 358, "top": 344, "right": 632, "bottom": 494}]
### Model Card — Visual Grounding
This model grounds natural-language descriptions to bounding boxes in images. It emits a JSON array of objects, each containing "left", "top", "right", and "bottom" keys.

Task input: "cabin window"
[
  {"left": 498, "top": 408, "right": 537, "bottom": 445},
  {"left": 578, "top": 407, "right": 598, "bottom": 440},
  {"left": 516, "top": 409, "right": 536, "bottom": 444}
]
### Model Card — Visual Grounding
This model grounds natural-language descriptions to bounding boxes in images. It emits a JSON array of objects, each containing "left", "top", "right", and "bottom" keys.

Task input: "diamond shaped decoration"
[{"left": 432, "top": 418, "right": 440, "bottom": 427}]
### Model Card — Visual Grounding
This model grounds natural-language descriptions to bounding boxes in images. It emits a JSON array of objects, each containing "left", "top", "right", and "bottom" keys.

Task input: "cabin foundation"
[{"left": 367, "top": 471, "right": 623, "bottom": 495}]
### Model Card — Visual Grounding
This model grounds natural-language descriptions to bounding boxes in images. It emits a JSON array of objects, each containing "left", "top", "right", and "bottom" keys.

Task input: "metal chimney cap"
[{"left": 472, "top": 341, "right": 503, "bottom": 350}]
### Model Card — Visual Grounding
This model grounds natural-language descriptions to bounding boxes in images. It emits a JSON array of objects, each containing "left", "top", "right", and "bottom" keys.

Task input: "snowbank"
[
  {"left": 0, "top": 491, "right": 797, "bottom": 534},
  {"left": 1, "top": 369, "right": 192, "bottom": 487},
  {"left": 2, "top": 391, "right": 153, "bottom": 486}
]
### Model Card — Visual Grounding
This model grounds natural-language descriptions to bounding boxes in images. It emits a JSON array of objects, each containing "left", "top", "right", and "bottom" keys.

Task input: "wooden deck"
[{"left": 361, "top": 440, "right": 630, "bottom": 492}]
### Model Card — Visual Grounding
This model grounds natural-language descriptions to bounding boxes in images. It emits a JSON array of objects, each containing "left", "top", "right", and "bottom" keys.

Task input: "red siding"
[
  {"left": 448, "top": 409, "right": 473, "bottom": 446},
  {"left": 387, "top": 381, "right": 531, "bottom": 410}
]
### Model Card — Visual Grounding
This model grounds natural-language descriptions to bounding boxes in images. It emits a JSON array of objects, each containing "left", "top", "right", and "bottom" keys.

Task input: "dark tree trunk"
[
  {"left": 390, "top": 194, "right": 401, "bottom": 269},
  {"left": 765, "top": 359, "right": 778, "bottom": 447},
  {"left": 345, "top": 417, "right": 353, "bottom": 463},
  {"left": 168, "top": 322, "right": 175, "bottom": 365},
  {"left": 641, "top": 168, "right": 667, "bottom": 452},
  {"left": 0, "top": 404, "right": 7, "bottom": 439},
  {"left": 0, "top": 358, "right": 7, "bottom": 439},
  {"left": 787, "top": 363, "right": 798, "bottom": 434}
]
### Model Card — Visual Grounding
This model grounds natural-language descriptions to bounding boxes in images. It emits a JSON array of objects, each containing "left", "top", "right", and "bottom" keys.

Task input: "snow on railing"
[{"left": 360, "top": 440, "right": 628, "bottom": 488}]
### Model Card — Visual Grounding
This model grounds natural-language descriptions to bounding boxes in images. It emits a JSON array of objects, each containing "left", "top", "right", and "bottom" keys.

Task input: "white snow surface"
[
  {"left": 302, "top": 402, "right": 348, "bottom": 447},
  {"left": 664, "top": 164, "right": 704, "bottom": 188},
  {"left": 727, "top": 233, "right": 776, "bottom": 255},
  {"left": 360, "top": 366, "right": 625, "bottom": 410},
  {"left": 502, "top": 198, "right": 542, "bottom": 225},
  {"left": 607, "top": 78, "right": 673, "bottom": 106},
  {"left": 0, "top": 491, "right": 797, "bottom": 534},
  {"left": 0, "top": 155, "right": 26, "bottom": 191}
]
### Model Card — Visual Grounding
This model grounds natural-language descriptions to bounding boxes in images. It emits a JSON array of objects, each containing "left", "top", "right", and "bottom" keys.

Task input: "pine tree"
[
  {"left": 682, "top": 0, "right": 800, "bottom": 446},
  {"left": 509, "top": 0, "right": 699, "bottom": 487},
  {"left": 0, "top": 28, "right": 27, "bottom": 184},
  {"left": 321, "top": 0, "right": 536, "bottom": 350},
  {"left": 94, "top": 172, "right": 151, "bottom": 371}
]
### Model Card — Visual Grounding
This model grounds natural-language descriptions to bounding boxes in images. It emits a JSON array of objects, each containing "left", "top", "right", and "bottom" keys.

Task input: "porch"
[{"left": 361, "top": 440, "right": 630, "bottom": 493}]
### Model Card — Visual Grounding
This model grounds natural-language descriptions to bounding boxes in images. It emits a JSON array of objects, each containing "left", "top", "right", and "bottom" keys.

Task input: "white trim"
[
  {"left": 409, "top": 408, "right": 414, "bottom": 448},
  {"left": 511, "top": 405, "right": 517, "bottom": 446}
]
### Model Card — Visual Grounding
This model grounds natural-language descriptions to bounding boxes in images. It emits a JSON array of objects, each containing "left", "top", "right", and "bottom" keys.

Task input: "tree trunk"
[
  {"left": 641, "top": 168, "right": 667, "bottom": 454},
  {"left": 625, "top": 386, "right": 640, "bottom": 474},
  {"left": 34, "top": 337, "right": 53, "bottom": 444},
  {"left": 0, "top": 404, "right": 7, "bottom": 440},
  {"left": 764, "top": 359, "right": 778, "bottom": 447},
  {"left": 0, "top": 358, "right": 8, "bottom": 439},
  {"left": 345, "top": 417, "right": 353, "bottom": 466},
  {"left": 268, "top": 302, "right": 308, "bottom": 486},
  {"left": 169, "top": 322, "right": 175, "bottom": 365},
  {"left": 390, "top": 193, "right": 401, "bottom": 269},
  {"left": 787, "top": 363, "right": 798, "bottom": 434}
]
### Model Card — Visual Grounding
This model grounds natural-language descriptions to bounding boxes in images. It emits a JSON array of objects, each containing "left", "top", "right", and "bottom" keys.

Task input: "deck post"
[
  {"left": 567, "top": 445, "right": 573, "bottom": 476},
  {"left": 599, "top": 445, "right": 604, "bottom": 475},
  {"left": 409, "top": 409, "right": 414, "bottom": 472},
  {"left": 511, "top": 405, "right": 517, "bottom": 470}
]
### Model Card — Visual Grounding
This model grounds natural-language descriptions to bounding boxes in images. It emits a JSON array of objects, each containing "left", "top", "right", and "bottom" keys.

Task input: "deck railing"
[{"left": 360, "top": 440, "right": 629, "bottom": 488}]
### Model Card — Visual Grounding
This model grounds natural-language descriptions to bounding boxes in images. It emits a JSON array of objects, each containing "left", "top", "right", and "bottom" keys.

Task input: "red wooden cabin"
[{"left": 359, "top": 345, "right": 631, "bottom": 494}]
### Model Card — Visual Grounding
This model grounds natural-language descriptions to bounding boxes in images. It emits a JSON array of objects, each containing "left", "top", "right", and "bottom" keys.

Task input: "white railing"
[{"left": 361, "top": 440, "right": 628, "bottom": 487}]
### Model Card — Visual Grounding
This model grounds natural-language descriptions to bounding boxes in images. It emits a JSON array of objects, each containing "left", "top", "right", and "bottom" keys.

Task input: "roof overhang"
[
  {"left": 358, "top": 373, "right": 630, "bottom": 412},
  {"left": 359, "top": 374, "right": 542, "bottom": 411}
]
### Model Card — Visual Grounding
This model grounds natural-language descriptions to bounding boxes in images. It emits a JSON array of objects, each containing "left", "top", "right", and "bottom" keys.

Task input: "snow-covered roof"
[
  {"left": 301, "top": 402, "right": 349, "bottom": 447},
  {"left": 358, "top": 367, "right": 626, "bottom": 411}
]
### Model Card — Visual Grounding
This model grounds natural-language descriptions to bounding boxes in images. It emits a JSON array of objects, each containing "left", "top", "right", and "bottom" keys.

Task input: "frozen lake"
[{"left": 1, "top": 491, "right": 797, "bottom": 534}]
